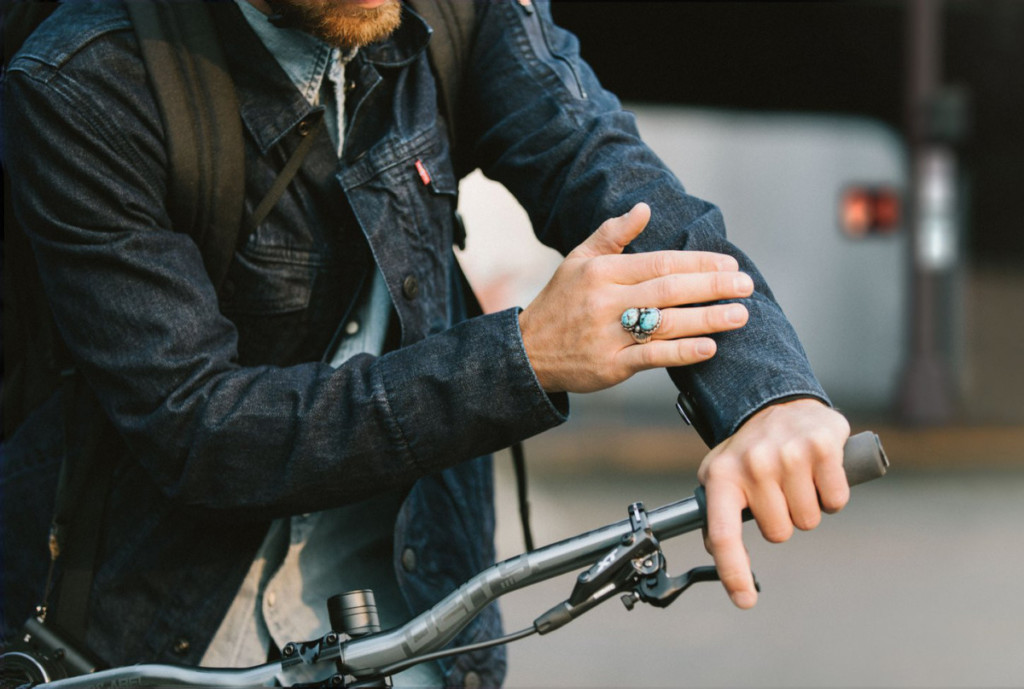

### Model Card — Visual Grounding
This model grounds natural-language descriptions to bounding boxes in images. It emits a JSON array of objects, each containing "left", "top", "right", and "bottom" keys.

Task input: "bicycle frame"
[{"left": 15, "top": 432, "right": 888, "bottom": 688}]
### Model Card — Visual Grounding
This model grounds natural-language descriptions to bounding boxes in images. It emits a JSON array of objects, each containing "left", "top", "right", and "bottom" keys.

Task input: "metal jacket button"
[
  {"left": 401, "top": 547, "right": 416, "bottom": 572},
  {"left": 172, "top": 637, "right": 191, "bottom": 655},
  {"left": 402, "top": 274, "right": 419, "bottom": 300},
  {"left": 297, "top": 119, "right": 313, "bottom": 136}
]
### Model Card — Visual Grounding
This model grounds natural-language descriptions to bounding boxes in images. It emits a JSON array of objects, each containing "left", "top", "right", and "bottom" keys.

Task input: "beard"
[{"left": 267, "top": 0, "right": 403, "bottom": 50}]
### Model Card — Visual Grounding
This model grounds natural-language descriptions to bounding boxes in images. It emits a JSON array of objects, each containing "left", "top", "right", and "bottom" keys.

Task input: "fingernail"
[
  {"left": 734, "top": 274, "right": 753, "bottom": 293},
  {"left": 696, "top": 340, "right": 716, "bottom": 357},
  {"left": 726, "top": 304, "right": 746, "bottom": 325},
  {"left": 731, "top": 591, "right": 757, "bottom": 608}
]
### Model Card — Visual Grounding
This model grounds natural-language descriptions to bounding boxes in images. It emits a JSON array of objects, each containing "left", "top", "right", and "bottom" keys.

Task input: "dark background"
[{"left": 551, "top": 1, "right": 1024, "bottom": 266}]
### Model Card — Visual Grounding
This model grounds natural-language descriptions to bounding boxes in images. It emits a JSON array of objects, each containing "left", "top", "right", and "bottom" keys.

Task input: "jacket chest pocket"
[
  {"left": 219, "top": 247, "right": 362, "bottom": 366},
  {"left": 396, "top": 147, "right": 460, "bottom": 260}
]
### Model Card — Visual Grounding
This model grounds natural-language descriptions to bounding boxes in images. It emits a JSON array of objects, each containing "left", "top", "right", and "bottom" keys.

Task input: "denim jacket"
[{"left": 1, "top": 1, "right": 827, "bottom": 686}]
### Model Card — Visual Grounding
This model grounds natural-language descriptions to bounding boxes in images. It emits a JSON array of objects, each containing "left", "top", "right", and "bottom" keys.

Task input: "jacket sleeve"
[
  {"left": 1, "top": 18, "right": 565, "bottom": 519},
  {"left": 461, "top": 0, "right": 831, "bottom": 446}
]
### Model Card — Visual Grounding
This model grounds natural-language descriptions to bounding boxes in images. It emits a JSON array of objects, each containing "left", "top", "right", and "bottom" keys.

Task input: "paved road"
[{"left": 492, "top": 461, "right": 1024, "bottom": 688}]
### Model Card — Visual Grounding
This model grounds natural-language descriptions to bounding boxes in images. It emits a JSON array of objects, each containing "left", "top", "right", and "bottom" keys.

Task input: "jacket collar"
[
  {"left": 359, "top": 2, "right": 431, "bottom": 68},
  {"left": 212, "top": 2, "right": 430, "bottom": 155}
]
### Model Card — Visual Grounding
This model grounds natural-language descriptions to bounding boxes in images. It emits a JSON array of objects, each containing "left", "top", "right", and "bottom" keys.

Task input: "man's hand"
[
  {"left": 697, "top": 398, "right": 851, "bottom": 608},
  {"left": 519, "top": 203, "right": 754, "bottom": 393}
]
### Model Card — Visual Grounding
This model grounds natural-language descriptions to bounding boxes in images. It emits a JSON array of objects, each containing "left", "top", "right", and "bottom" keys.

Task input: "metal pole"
[{"left": 897, "top": 0, "right": 959, "bottom": 425}]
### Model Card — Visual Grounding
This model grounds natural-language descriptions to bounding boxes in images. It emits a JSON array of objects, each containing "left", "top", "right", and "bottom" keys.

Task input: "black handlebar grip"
[{"left": 693, "top": 431, "right": 889, "bottom": 521}]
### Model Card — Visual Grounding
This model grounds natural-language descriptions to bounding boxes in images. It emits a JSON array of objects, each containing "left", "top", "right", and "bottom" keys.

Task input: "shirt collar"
[
  {"left": 235, "top": 0, "right": 355, "bottom": 107},
  {"left": 215, "top": 2, "right": 430, "bottom": 154}
]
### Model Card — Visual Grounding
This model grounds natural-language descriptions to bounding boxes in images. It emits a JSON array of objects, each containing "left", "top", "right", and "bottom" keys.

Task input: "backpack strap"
[
  {"left": 8, "top": 0, "right": 247, "bottom": 645},
  {"left": 125, "top": 0, "right": 245, "bottom": 293},
  {"left": 47, "top": 371, "right": 116, "bottom": 650},
  {"left": 406, "top": 0, "right": 476, "bottom": 176}
]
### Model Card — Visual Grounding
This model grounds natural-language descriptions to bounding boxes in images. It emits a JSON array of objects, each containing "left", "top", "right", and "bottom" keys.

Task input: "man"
[{"left": 0, "top": 0, "right": 849, "bottom": 686}]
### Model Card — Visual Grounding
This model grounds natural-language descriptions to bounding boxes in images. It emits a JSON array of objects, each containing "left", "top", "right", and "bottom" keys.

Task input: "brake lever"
[
  {"left": 626, "top": 564, "right": 760, "bottom": 610},
  {"left": 533, "top": 502, "right": 661, "bottom": 634}
]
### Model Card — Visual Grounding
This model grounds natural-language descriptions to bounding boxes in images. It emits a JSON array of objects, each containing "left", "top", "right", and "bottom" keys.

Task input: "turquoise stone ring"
[{"left": 620, "top": 306, "right": 662, "bottom": 344}]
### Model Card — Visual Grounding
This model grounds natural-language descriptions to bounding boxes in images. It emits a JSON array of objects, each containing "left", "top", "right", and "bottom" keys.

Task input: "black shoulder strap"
[
  {"left": 406, "top": 0, "right": 476, "bottom": 175},
  {"left": 23, "top": 1, "right": 247, "bottom": 643},
  {"left": 48, "top": 371, "right": 116, "bottom": 648},
  {"left": 125, "top": 0, "right": 245, "bottom": 292}
]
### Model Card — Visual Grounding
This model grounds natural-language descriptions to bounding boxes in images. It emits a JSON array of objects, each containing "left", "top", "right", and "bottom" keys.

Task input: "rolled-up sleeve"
[{"left": 462, "top": 0, "right": 830, "bottom": 446}]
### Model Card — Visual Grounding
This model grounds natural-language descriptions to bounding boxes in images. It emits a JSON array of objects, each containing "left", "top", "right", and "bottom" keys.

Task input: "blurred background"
[{"left": 454, "top": 1, "right": 1024, "bottom": 686}]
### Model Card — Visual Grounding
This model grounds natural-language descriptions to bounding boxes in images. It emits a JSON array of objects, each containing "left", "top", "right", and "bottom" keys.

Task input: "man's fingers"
[
  {"left": 571, "top": 203, "right": 651, "bottom": 258},
  {"left": 746, "top": 483, "right": 795, "bottom": 544},
  {"left": 782, "top": 467, "right": 823, "bottom": 531},
  {"left": 653, "top": 303, "right": 749, "bottom": 340},
  {"left": 625, "top": 271, "right": 753, "bottom": 311},
  {"left": 703, "top": 482, "right": 758, "bottom": 609},
  {"left": 613, "top": 250, "right": 741, "bottom": 284},
  {"left": 617, "top": 336, "right": 718, "bottom": 370},
  {"left": 814, "top": 446, "right": 851, "bottom": 514},
  {"left": 614, "top": 304, "right": 747, "bottom": 371}
]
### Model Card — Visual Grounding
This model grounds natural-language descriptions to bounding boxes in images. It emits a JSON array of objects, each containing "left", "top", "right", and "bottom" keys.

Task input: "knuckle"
[
  {"left": 700, "top": 253, "right": 721, "bottom": 272},
  {"left": 744, "top": 446, "right": 776, "bottom": 481},
  {"left": 793, "top": 510, "right": 822, "bottom": 531},
  {"left": 821, "top": 485, "right": 851, "bottom": 514},
  {"left": 701, "top": 463, "right": 727, "bottom": 486},
  {"left": 761, "top": 522, "right": 794, "bottom": 543},
  {"left": 713, "top": 271, "right": 733, "bottom": 296},
  {"left": 579, "top": 257, "right": 608, "bottom": 285},
  {"left": 704, "top": 524, "right": 738, "bottom": 551},
  {"left": 702, "top": 306, "right": 720, "bottom": 332},
  {"left": 655, "top": 276, "right": 678, "bottom": 304},
  {"left": 579, "top": 285, "right": 615, "bottom": 317},
  {"left": 806, "top": 427, "right": 837, "bottom": 456},
  {"left": 651, "top": 251, "right": 674, "bottom": 278},
  {"left": 716, "top": 566, "right": 748, "bottom": 588},
  {"left": 720, "top": 254, "right": 740, "bottom": 272},
  {"left": 778, "top": 441, "right": 806, "bottom": 472},
  {"left": 637, "top": 342, "right": 661, "bottom": 368}
]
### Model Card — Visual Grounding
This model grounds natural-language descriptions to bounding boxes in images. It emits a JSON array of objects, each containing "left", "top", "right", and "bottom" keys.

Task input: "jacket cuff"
[
  {"left": 376, "top": 307, "right": 567, "bottom": 475},
  {"left": 676, "top": 389, "right": 831, "bottom": 447}
]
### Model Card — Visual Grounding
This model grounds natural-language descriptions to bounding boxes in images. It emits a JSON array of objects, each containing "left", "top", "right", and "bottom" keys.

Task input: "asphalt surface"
[{"left": 491, "top": 450, "right": 1024, "bottom": 688}]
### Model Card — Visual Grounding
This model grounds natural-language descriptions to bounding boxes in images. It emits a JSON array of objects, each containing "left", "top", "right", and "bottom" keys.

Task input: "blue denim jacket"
[{"left": 1, "top": 1, "right": 827, "bottom": 686}]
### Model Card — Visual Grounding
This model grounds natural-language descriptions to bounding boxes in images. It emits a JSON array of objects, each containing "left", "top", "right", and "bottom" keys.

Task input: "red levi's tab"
[{"left": 414, "top": 159, "right": 431, "bottom": 186}]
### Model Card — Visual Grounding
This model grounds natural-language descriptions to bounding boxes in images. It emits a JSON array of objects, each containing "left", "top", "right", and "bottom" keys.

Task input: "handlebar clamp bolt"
[{"left": 282, "top": 643, "right": 296, "bottom": 657}]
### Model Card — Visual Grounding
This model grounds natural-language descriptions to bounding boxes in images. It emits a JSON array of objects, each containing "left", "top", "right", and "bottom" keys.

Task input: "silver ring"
[{"left": 620, "top": 307, "right": 662, "bottom": 344}]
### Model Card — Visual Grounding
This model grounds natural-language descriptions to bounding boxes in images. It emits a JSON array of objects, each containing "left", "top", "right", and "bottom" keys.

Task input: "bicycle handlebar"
[
  {"left": 341, "top": 431, "right": 888, "bottom": 677},
  {"left": 34, "top": 431, "right": 888, "bottom": 688}
]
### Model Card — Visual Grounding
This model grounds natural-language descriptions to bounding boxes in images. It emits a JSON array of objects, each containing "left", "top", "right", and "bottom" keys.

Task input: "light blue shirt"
[{"left": 202, "top": 5, "right": 436, "bottom": 686}]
